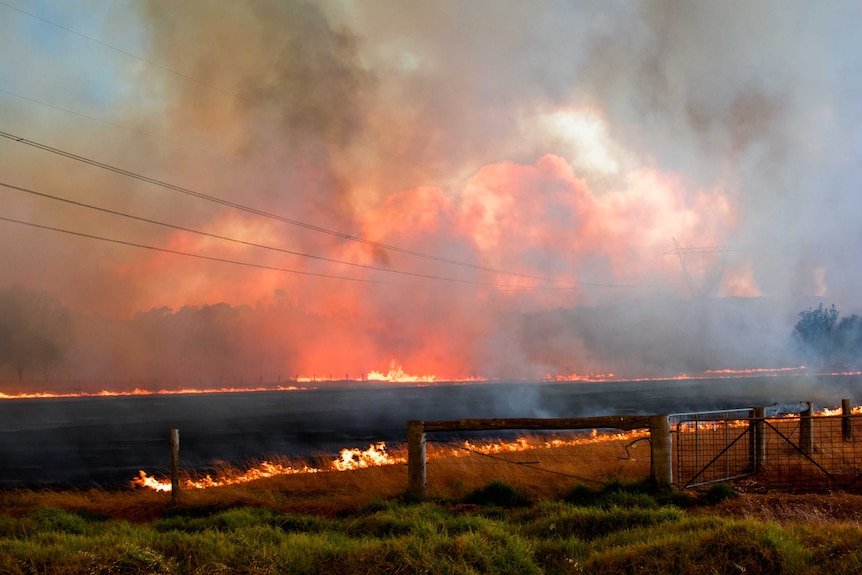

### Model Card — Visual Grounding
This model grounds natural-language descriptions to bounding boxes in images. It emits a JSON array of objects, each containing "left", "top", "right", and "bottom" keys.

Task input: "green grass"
[{"left": 1, "top": 482, "right": 861, "bottom": 574}]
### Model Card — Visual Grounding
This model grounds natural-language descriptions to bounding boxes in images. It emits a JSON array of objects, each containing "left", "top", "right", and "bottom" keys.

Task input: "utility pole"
[{"left": 664, "top": 237, "right": 730, "bottom": 297}]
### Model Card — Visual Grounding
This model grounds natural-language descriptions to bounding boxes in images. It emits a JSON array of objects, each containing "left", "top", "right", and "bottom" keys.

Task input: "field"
[
  {"left": 5, "top": 434, "right": 862, "bottom": 573},
  {"left": 4, "top": 378, "right": 862, "bottom": 572},
  {"left": 3, "top": 374, "right": 860, "bottom": 488}
]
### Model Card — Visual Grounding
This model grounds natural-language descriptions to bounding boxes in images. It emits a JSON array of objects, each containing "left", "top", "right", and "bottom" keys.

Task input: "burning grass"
[
  {"left": 131, "top": 429, "right": 652, "bottom": 501},
  {"left": 8, "top": 405, "right": 862, "bottom": 571}
]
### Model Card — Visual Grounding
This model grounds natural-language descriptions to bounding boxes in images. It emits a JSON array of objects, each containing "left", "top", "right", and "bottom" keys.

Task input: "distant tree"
[
  {"left": 0, "top": 286, "right": 73, "bottom": 381},
  {"left": 793, "top": 303, "right": 843, "bottom": 368}
]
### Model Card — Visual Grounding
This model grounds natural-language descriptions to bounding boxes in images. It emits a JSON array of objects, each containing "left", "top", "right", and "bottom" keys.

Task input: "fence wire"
[
  {"left": 758, "top": 415, "right": 862, "bottom": 491},
  {"left": 423, "top": 431, "right": 652, "bottom": 493},
  {"left": 674, "top": 416, "right": 755, "bottom": 488}
]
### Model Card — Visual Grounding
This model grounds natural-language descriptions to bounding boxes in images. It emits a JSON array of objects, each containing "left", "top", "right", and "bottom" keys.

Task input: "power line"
[
  {"left": 0, "top": 180, "right": 572, "bottom": 290},
  {"left": 0, "top": 130, "right": 590, "bottom": 286},
  {"left": 0, "top": 215, "right": 392, "bottom": 285},
  {"left": 0, "top": 7, "right": 661, "bottom": 290},
  {"left": 0, "top": 89, "right": 228, "bottom": 159}
]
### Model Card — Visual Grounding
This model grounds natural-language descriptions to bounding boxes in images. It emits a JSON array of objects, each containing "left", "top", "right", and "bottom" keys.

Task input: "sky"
[{"left": 1, "top": 1, "right": 861, "bottom": 382}]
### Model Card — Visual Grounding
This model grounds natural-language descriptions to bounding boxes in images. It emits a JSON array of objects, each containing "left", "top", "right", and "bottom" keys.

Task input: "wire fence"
[
  {"left": 756, "top": 414, "right": 862, "bottom": 491},
  {"left": 674, "top": 414, "right": 756, "bottom": 488},
  {"left": 673, "top": 409, "right": 862, "bottom": 491},
  {"left": 418, "top": 429, "right": 654, "bottom": 498}
]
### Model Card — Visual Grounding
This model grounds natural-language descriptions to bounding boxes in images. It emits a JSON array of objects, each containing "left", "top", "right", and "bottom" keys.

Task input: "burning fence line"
[
  {"left": 132, "top": 442, "right": 406, "bottom": 492},
  {"left": 132, "top": 402, "right": 862, "bottom": 492},
  {"left": 131, "top": 428, "right": 655, "bottom": 492}
]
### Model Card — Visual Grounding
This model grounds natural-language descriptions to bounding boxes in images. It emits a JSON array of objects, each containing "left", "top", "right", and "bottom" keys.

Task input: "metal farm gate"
[
  {"left": 672, "top": 408, "right": 756, "bottom": 489},
  {"left": 672, "top": 403, "right": 862, "bottom": 491}
]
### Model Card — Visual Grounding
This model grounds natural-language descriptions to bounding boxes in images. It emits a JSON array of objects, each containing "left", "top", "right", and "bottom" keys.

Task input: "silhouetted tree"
[
  {"left": 792, "top": 303, "right": 858, "bottom": 368},
  {"left": 0, "top": 286, "right": 73, "bottom": 381}
]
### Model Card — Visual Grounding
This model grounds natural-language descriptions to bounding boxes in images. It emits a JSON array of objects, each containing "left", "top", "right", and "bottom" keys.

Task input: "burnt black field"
[{"left": 1, "top": 375, "right": 860, "bottom": 488}]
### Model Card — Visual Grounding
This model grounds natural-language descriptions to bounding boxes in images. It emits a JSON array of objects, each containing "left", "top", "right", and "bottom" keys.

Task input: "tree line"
[
  {"left": 3, "top": 284, "right": 861, "bottom": 384},
  {"left": 0, "top": 286, "right": 306, "bottom": 384},
  {"left": 793, "top": 303, "right": 862, "bottom": 370},
  {"left": 0, "top": 285, "right": 72, "bottom": 381}
]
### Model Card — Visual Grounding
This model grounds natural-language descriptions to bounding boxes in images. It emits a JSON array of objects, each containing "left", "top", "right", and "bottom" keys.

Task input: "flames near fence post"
[
  {"left": 407, "top": 421, "right": 426, "bottom": 500},
  {"left": 170, "top": 428, "right": 180, "bottom": 502},
  {"left": 406, "top": 415, "right": 657, "bottom": 500}
]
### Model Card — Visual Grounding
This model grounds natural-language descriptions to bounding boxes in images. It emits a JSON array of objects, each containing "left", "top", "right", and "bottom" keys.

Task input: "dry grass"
[
  {"left": 4, "top": 423, "right": 862, "bottom": 527},
  {"left": 0, "top": 432, "right": 651, "bottom": 521},
  {"left": 424, "top": 433, "right": 651, "bottom": 501},
  {"left": 709, "top": 487, "right": 862, "bottom": 525}
]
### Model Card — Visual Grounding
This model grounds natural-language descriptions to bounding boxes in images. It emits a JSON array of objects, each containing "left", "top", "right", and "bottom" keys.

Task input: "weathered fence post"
[
  {"left": 800, "top": 402, "right": 814, "bottom": 455},
  {"left": 649, "top": 415, "right": 672, "bottom": 488},
  {"left": 843, "top": 399, "right": 853, "bottom": 442},
  {"left": 751, "top": 407, "right": 766, "bottom": 472},
  {"left": 170, "top": 428, "right": 180, "bottom": 502},
  {"left": 407, "top": 421, "right": 426, "bottom": 500}
]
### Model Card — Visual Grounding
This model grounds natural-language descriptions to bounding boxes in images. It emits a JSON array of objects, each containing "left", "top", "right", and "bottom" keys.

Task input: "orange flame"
[
  {"left": 365, "top": 361, "right": 488, "bottom": 384},
  {"left": 132, "top": 441, "right": 404, "bottom": 491},
  {"left": 0, "top": 385, "right": 307, "bottom": 401},
  {"left": 332, "top": 442, "right": 406, "bottom": 471},
  {"left": 366, "top": 362, "right": 439, "bottom": 383},
  {"left": 6, "top": 365, "right": 861, "bottom": 400}
]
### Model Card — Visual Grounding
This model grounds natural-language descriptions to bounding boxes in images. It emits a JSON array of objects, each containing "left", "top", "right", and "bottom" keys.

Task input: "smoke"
[{"left": 1, "top": 1, "right": 860, "bottom": 384}]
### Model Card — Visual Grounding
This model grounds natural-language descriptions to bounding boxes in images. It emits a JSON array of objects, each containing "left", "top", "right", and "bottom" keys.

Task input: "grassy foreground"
[
  {"left": 3, "top": 434, "right": 862, "bottom": 574},
  {"left": 2, "top": 480, "right": 862, "bottom": 574}
]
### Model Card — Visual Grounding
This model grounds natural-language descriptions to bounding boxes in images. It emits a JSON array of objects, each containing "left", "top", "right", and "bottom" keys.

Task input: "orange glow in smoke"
[{"left": 89, "top": 148, "right": 743, "bottom": 384}]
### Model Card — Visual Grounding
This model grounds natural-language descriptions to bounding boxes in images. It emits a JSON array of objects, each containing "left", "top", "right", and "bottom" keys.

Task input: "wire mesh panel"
[
  {"left": 673, "top": 414, "right": 755, "bottom": 489},
  {"left": 422, "top": 431, "right": 653, "bottom": 499},
  {"left": 757, "top": 414, "right": 862, "bottom": 491}
]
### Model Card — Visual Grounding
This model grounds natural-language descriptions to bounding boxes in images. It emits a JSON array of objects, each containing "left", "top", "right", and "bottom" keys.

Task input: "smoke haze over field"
[{"left": 1, "top": 1, "right": 861, "bottom": 384}]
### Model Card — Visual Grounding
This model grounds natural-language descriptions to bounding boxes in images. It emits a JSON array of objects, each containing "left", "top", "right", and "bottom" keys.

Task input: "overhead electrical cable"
[
  {"left": 0, "top": 89, "right": 229, "bottom": 159},
  {"left": 0, "top": 6, "right": 661, "bottom": 289},
  {"left": 1, "top": 214, "right": 626, "bottom": 291},
  {"left": 0, "top": 130, "right": 617, "bottom": 287},
  {"left": 0, "top": 215, "right": 390, "bottom": 285},
  {"left": 0, "top": 180, "right": 586, "bottom": 290}
]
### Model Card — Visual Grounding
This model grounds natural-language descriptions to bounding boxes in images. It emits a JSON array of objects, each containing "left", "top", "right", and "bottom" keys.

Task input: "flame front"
[
  {"left": 332, "top": 442, "right": 406, "bottom": 471},
  {"left": 129, "top": 430, "right": 651, "bottom": 492},
  {"left": 131, "top": 441, "right": 404, "bottom": 491}
]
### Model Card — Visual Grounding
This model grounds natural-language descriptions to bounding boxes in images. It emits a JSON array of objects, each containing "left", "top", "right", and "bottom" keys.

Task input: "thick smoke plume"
[{"left": 1, "top": 1, "right": 860, "bottom": 385}]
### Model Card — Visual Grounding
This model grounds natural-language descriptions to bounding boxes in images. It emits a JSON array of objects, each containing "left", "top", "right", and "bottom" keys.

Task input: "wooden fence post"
[
  {"left": 800, "top": 402, "right": 814, "bottom": 455},
  {"left": 649, "top": 415, "right": 672, "bottom": 488},
  {"left": 751, "top": 407, "right": 766, "bottom": 472},
  {"left": 843, "top": 399, "right": 853, "bottom": 442},
  {"left": 170, "top": 428, "right": 180, "bottom": 502},
  {"left": 407, "top": 421, "right": 426, "bottom": 500}
]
